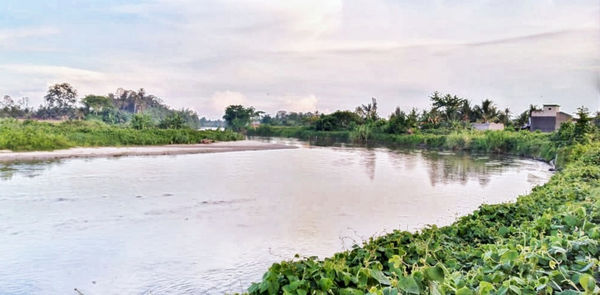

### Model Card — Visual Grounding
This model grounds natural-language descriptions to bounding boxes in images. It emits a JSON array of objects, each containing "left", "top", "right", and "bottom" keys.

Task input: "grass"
[
  {"left": 249, "top": 126, "right": 557, "bottom": 162},
  {"left": 0, "top": 119, "right": 243, "bottom": 151}
]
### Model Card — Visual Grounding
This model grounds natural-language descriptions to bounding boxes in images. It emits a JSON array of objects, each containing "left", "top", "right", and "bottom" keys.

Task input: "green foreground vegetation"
[
  {"left": 247, "top": 141, "right": 600, "bottom": 294},
  {"left": 241, "top": 94, "right": 600, "bottom": 294},
  {"left": 0, "top": 119, "right": 241, "bottom": 151},
  {"left": 246, "top": 135, "right": 600, "bottom": 294}
]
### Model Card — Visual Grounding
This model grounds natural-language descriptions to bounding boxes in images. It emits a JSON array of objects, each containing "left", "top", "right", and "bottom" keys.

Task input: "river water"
[{"left": 0, "top": 138, "right": 552, "bottom": 294}]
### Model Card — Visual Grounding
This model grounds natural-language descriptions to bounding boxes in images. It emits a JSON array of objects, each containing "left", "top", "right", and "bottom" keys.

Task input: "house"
[
  {"left": 530, "top": 104, "right": 572, "bottom": 132},
  {"left": 472, "top": 122, "right": 504, "bottom": 131}
]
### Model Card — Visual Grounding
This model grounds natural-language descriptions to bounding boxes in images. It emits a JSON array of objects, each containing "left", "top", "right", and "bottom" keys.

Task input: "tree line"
[
  {"left": 223, "top": 91, "right": 599, "bottom": 137},
  {"left": 0, "top": 83, "right": 219, "bottom": 129}
]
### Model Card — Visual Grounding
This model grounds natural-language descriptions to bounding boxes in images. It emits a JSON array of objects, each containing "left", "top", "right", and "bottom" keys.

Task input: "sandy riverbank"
[{"left": 0, "top": 141, "right": 295, "bottom": 163}]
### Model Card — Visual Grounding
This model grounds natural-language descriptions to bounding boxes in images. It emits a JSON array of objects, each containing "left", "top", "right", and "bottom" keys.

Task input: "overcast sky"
[{"left": 0, "top": 0, "right": 598, "bottom": 119}]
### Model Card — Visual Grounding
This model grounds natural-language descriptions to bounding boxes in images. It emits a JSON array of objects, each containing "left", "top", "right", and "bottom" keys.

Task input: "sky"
[{"left": 0, "top": 0, "right": 598, "bottom": 119}]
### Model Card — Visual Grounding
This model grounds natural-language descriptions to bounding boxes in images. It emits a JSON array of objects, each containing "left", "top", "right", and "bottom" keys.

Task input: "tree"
[
  {"left": 261, "top": 114, "right": 273, "bottom": 124},
  {"left": 430, "top": 92, "right": 465, "bottom": 123},
  {"left": 314, "top": 111, "right": 362, "bottom": 131},
  {"left": 82, "top": 95, "right": 113, "bottom": 115},
  {"left": 0, "top": 95, "right": 30, "bottom": 118},
  {"left": 387, "top": 107, "right": 417, "bottom": 134},
  {"left": 574, "top": 106, "right": 593, "bottom": 143},
  {"left": 459, "top": 100, "right": 474, "bottom": 122},
  {"left": 45, "top": 83, "right": 78, "bottom": 110},
  {"left": 1, "top": 95, "right": 14, "bottom": 108},
  {"left": 497, "top": 107, "right": 511, "bottom": 125},
  {"left": 159, "top": 113, "right": 186, "bottom": 129},
  {"left": 223, "top": 105, "right": 259, "bottom": 132},
  {"left": 420, "top": 108, "right": 442, "bottom": 129},
  {"left": 130, "top": 113, "right": 154, "bottom": 129},
  {"left": 355, "top": 98, "right": 379, "bottom": 122},
  {"left": 513, "top": 105, "right": 540, "bottom": 128},
  {"left": 473, "top": 99, "right": 499, "bottom": 123}
]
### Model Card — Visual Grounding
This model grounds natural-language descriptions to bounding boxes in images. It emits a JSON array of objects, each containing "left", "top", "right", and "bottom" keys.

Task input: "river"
[{"left": 0, "top": 138, "right": 552, "bottom": 294}]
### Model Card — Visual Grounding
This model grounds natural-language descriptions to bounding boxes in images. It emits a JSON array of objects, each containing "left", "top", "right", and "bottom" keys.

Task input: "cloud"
[
  {"left": 209, "top": 90, "right": 248, "bottom": 116},
  {"left": 283, "top": 95, "right": 318, "bottom": 113},
  {"left": 0, "top": 64, "right": 104, "bottom": 81},
  {"left": 0, "top": 0, "right": 599, "bottom": 117},
  {"left": 0, "top": 26, "right": 59, "bottom": 42}
]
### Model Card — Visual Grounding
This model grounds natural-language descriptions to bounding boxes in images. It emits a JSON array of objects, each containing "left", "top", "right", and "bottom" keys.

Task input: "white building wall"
[{"left": 531, "top": 105, "right": 560, "bottom": 117}]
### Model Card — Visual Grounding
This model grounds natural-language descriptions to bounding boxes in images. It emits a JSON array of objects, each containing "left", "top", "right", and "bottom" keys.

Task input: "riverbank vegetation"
[
  {"left": 247, "top": 141, "right": 600, "bottom": 294},
  {"left": 1, "top": 83, "right": 225, "bottom": 128},
  {"left": 0, "top": 82, "right": 239, "bottom": 151},
  {"left": 0, "top": 119, "right": 241, "bottom": 151},
  {"left": 245, "top": 132, "right": 599, "bottom": 294},
  {"left": 251, "top": 126, "right": 559, "bottom": 161},
  {"left": 239, "top": 94, "right": 599, "bottom": 294},
  {"left": 244, "top": 93, "right": 598, "bottom": 164}
]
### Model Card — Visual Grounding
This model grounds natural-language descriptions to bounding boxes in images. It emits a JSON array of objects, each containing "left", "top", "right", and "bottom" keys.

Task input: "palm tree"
[
  {"left": 498, "top": 107, "right": 511, "bottom": 124},
  {"left": 355, "top": 97, "right": 378, "bottom": 122},
  {"left": 460, "top": 100, "right": 473, "bottom": 122},
  {"left": 474, "top": 99, "right": 499, "bottom": 123},
  {"left": 528, "top": 104, "right": 540, "bottom": 116},
  {"left": 430, "top": 92, "right": 465, "bottom": 122}
]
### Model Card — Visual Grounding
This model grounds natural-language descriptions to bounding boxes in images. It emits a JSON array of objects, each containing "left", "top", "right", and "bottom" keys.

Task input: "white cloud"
[
  {"left": 1, "top": 1, "right": 599, "bottom": 117},
  {"left": 209, "top": 90, "right": 248, "bottom": 115},
  {"left": 0, "top": 64, "right": 104, "bottom": 81},
  {"left": 0, "top": 26, "right": 59, "bottom": 42},
  {"left": 283, "top": 94, "right": 318, "bottom": 113}
]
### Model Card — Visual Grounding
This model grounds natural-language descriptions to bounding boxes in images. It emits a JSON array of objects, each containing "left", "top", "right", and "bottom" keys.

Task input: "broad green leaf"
[
  {"left": 580, "top": 274, "right": 596, "bottom": 293},
  {"left": 478, "top": 281, "right": 494, "bottom": 295},
  {"left": 339, "top": 288, "right": 363, "bottom": 295},
  {"left": 397, "top": 276, "right": 420, "bottom": 294},
  {"left": 389, "top": 255, "right": 404, "bottom": 269},
  {"left": 456, "top": 287, "right": 473, "bottom": 295},
  {"left": 383, "top": 287, "right": 399, "bottom": 295},
  {"left": 371, "top": 269, "right": 391, "bottom": 285},
  {"left": 357, "top": 268, "right": 370, "bottom": 288},
  {"left": 508, "top": 285, "right": 521, "bottom": 295},
  {"left": 318, "top": 277, "right": 334, "bottom": 291},
  {"left": 425, "top": 265, "right": 445, "bottom": 282},
  {"left": 500, "top": 250, "right": 519, "bottom": 264}
]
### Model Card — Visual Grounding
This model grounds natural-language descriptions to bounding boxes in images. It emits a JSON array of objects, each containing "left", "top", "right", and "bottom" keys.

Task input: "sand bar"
[{"left": 0, "top": 140, "right": 295, "bottom": 163}]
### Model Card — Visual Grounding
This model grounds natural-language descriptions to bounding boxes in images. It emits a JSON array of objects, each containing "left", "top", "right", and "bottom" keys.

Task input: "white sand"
[{"left": 0, "top": 141, "right": 295, "bottom": 163}]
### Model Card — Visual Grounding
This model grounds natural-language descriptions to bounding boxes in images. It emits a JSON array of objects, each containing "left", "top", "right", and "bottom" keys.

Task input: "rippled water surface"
[{"left": 0, "top": 139, "right": 552, "bottom": 294}]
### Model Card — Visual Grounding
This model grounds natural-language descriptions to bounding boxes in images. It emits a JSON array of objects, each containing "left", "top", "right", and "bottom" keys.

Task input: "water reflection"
[
  {"left": 0, "top": 160, "right": 62, "bottom": 180},
  {"left": 0, "top": 148, "right": 532, "bottom": 188},
  {"left": 360, "top": 148, "right": 377, "bottom": 180},
  {"left": 0, "top": 139, "right": 552, "bottom": 294}
]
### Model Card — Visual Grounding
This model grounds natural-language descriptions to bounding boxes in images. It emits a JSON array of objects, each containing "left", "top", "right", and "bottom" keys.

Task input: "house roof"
[
  {"left": 543, "top": 104, "right": 560, "bottom": 107},
  {"left": 559, "top": 111, "right": 572, "bottom": 118}
]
